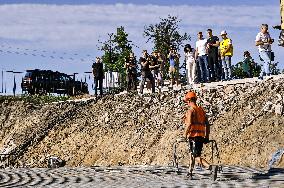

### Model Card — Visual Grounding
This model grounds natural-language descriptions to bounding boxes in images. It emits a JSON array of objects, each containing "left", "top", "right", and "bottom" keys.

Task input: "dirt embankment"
[{"left": 0, "top": 79, "right": 284, "bottom": 169}]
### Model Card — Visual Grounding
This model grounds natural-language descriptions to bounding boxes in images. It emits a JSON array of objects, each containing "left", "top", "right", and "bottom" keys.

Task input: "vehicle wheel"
[{"left": 28, "top": 89, "right": 35, "bottom": 95}]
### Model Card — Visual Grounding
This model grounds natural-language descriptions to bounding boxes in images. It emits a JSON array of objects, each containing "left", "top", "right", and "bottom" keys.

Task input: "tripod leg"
[
  {"left": 173, "top": 142, "right": 179, "bottom": 169},
  {"left": 188, "top": 140, "right": 195, "bottom": 179},
  {"left": 211, "top": 141, "right": 214, "bottom": 164},
  {"left": 214, "top": 141, "right": 222, "bottom": 172},
  {"left": 190, "top": 154, "right": 195, "bottom": 178},
  {"left": 187, "top": 153, "right": 195, "bottom": 179}
]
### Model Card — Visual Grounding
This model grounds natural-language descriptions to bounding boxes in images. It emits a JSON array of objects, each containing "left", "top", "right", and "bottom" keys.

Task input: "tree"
[
  {"left": 99, "top": 27, "right": 136, "bottom": 88},
  {"left": 144, "top": 15, "right": 190, "bottom": 55},
  {"left": 144, "top": 15, "right": 190, "bottom": 80}
]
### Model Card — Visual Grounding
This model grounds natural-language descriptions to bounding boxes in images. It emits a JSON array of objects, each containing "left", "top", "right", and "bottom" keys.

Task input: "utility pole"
[
  {"left": 107, "top": 33, "right": 114, "bottom": 92},
  {"left": 72, "top": 72, "right": 79, "bottom": 95},
  {"left": 1, "top": 69, "right": 3, "bottom": 93}
]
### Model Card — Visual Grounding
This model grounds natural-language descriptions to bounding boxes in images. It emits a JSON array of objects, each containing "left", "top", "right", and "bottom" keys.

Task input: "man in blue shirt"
[{"left": 168, "top": 47, "right": 180, "bottom": 87}]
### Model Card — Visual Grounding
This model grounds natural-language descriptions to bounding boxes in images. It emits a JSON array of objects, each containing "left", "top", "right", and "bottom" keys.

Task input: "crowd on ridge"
[{"left": 92, "top": 24, "right": 275, "bottom": 96}]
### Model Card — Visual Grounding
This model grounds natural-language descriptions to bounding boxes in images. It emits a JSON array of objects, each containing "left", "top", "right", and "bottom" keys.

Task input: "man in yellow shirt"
[{"left": 220, "top": 31, "right": 233, "bottom": 81}]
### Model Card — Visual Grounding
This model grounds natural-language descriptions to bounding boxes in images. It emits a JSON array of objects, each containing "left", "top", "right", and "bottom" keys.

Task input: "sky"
[
  {"left": 0, "top": 0, "right": 282, "bottom": 94},
  {"left": 0, "top": 0, "right": 279, "bottom": 6}
]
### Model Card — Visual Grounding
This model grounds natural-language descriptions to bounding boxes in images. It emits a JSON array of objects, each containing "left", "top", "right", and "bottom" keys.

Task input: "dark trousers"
[
  {"left": 139, "top": 71, "right": 155, "bottom": 94},
  {"left": 208, "top": 53, "right": 221, "bottom": 81},
  {"left": 127, "top": 73, "right": 137, "bottom": 92},
  {"left": 94, "top": 78, "right": 103, "bottom": 96}
]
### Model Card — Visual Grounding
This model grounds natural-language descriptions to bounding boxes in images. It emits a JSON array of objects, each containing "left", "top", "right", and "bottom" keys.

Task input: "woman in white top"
[{"left": 184, "top": 44, "right": 196, "bottom": 85}]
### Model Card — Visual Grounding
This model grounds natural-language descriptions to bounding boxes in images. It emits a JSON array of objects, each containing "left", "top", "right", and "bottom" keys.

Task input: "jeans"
[
  {"left": 139, "top": 71, "right": 155, "bottom": 94},
  {"left": 259, "top": 50, "right": 271, "bottom": 77},
  {"left": 94, "top": 77, "right": 103, "bottom": 96},
  {"left": 198, "top": 55, "right": 209, "bottom": 82},
  {"left": 221, "top": 56, "right": 232, "bottom": 80}
]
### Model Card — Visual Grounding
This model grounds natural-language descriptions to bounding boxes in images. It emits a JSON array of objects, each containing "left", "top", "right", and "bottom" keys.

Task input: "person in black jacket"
[
  {"left": 139, "top": 50, "right": 155, "bottom": 94},
  {"left": 206, "top": 29, "right": 220, "bottom": 82},
  {"left": 92, "top": 57, "right": 104, "bottom": 96},
  {"left": 125, "top": 52, "right": 137, "bottom": 92}
]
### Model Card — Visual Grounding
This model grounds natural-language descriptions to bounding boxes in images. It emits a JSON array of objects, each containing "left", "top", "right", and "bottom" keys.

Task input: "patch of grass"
[{"left": 0, "top": 95, "right": 70, "bottom": 104}]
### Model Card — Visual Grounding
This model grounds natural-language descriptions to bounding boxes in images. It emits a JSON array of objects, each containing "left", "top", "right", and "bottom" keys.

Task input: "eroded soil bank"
[{"left": 0, "top": 78, "right": 283, "bottom": 169}]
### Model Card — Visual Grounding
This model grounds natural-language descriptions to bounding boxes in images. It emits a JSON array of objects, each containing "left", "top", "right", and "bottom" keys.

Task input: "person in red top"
[{"left": 183, "top": 91, "right": 218, "bottom": 180}]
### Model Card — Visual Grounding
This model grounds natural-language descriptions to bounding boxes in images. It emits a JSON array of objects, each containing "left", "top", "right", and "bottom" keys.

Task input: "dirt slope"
[{"left": 0, "top": 78, "right": 283, "bottom": 169}]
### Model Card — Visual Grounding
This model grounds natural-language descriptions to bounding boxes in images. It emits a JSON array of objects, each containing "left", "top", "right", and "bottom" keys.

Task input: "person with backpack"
[
  {"left": 92, "top": 57, "right": 104, "bottom": 97},
  {"left": 242, "top": 51, "right": 254, "bottom": 78},
  {"left": 183, "top": 91, "right": 218, "bottom": 180}
]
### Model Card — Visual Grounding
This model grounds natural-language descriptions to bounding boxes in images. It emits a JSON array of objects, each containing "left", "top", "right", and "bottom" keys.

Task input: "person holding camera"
[
  {"left": 125, "top": 52, "right": 137, "bottom": 92},
  {"left": 168, "top": 47, "right": 180, "bottom": 87},
  {"left": 139, "top": 50, "right": 155, "bottom": 94},
  {"left": 151, "top": 51, "right": 163, "bottom": 90},
  {"left": 255, "top": 24, "right": 274, "bottom": 79}
]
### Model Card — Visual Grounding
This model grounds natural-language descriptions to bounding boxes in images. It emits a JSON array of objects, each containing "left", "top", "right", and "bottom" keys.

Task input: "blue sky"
[
  {"left": 0, "top": 0, "right": 282, "bottom": 94},
  {"left": 0, "top": 0, "right": 279, "bottom": 6}
]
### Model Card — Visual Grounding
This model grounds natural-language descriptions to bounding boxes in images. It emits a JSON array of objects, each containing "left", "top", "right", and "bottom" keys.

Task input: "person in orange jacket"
[{"left": 183, "top": 91, "right": 218, "bottom": 180}]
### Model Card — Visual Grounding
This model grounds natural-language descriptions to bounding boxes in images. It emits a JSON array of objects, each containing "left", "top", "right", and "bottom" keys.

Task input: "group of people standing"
[
  {"left": 185, "top": 24, "right": 275, "bottom": 84},
  {"left": 185, "top": 28, "right": 233, "bottom": 85},
  {"left": 92, "top": 24, "right": 275, "bottom": 96},
  {"left": 138, "top": 50, "right": 164, "bottom": 94}
]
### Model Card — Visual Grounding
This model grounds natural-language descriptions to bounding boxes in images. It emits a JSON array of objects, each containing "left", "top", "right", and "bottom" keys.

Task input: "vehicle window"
[
  {"left": 59, "top": 75, "right": 65, "bottom": 81},
  {"left": 64, "top": 76, "right": 71, "bottom": 81},
  {"left": 25, "top": 72, "right": 32, "bottom": 78}
]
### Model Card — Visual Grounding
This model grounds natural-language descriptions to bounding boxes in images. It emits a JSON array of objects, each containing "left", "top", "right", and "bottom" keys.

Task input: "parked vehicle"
[{"left": 21, "top": 69, "right": 88, "bottom": 95}]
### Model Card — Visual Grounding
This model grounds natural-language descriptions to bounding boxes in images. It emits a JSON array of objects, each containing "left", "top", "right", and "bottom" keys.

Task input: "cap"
[{"left": 220, "top": 30, "right": 227, "bottom": 36}]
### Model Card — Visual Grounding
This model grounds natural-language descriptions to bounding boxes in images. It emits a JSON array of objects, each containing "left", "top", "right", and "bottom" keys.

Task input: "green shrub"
[{"left": 0, "top": 95, "right": 70, "bottom": 104}]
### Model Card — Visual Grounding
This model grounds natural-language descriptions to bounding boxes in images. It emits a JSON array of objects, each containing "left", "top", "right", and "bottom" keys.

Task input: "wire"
[{"left": 0, "top": 43, "right": 96, "bottom": 63}]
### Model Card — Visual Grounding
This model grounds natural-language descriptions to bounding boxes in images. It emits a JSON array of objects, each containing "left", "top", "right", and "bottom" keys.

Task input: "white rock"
[
  {"left": 275, "top": 104, "right": 283, "bottom": 115},
  {"left": 263, "top": 102, "right": 274, "bottom": 112}
]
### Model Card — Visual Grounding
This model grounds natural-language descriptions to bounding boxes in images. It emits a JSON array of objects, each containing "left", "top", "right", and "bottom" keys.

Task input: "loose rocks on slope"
[{"left": 0, "top": 78, "right": 283, "bottom": 169}]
